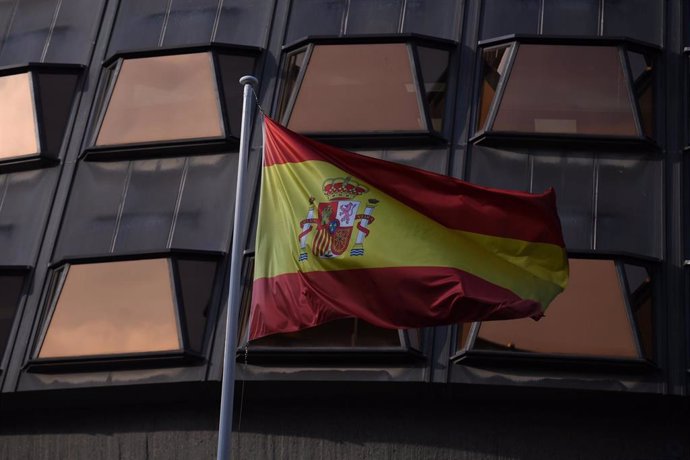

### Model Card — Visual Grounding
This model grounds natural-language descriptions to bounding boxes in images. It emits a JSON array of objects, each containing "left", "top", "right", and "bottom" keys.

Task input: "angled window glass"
[
  {"left": 471, "top": 259, "right": 651, "bottom": 359},
  {"left": 490, "top": 44, "right": 639, "bottom": 137},
  {"left": 282, "top": 42, "right": 449, "bottom": 135},
  {"left": 0, "top": 72, "right": 39, "bottom": 160},
  {"left": 477, "top": 45, "right": 510, "bottom": 131},
  {"left": 38, "top": 259, "right": 181, "bottom": 358},
  {"left": 95, "top": 52, "right": 224, "bottom": 147},
  {"left": 627, "top": 50, "right": 654, "bottom": 138},
  {"left": 0, "top": 273, "right": 25, "bottom": 360}
]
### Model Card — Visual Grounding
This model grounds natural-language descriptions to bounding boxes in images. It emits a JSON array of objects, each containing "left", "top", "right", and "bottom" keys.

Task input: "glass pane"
[
  {"left": 0, "top": 0, "right": 56, "bottom": 66},
  {"left": 0, "top": 73, "right": 39, "bottom": 159},
  {"left": 278, "top": 50, "right": 307, "bottom": 123},
  {"left": 402, "top": 0, "right": 461, "bottom": 41},
  {"left": 595, "top": 155, "right": 662, "bottom": 258},
  {"left": 96, "top": 52, "right": 224, "bottom": 146},
  {"left": 107, "top": 0, "right": 168, "bottom": 56},
  {"left": 43, "top": 0, "right": 105, "bottom": 65},
  {"left": 477, "top": 45, "right": 510, "bottom": 132},
  {"left": 344, "top": 0, "right": 402, "bottom": 34},
  {"left": 285, "top": 0, "right": 346, "bottom": 44},
  {"left": 480, "top": 0, "right": 539, "bottom": 40},
  {"left": 493, "top": 45, "right": 638, "bottom": 136},
  {"left": 0, "top": 274, "right": 24, "bottom": 359},
  {"left": 456, "top": 322, "right": 473, "bottom": 350},
  {"left": 417, "top": 46, "right": 450, "bottom": 133},
  {"left": 35, "top": 72, "right": 80, "bottom": 155},
  {"left": 627, "top": 51, "right": 654, "bottom": 138},
  {"left": 355, "top": 149, "right": 448, "bottom": 175},
  {"left": 250, "top": 318, "right": 400, "bottom": 347},
  {"left": 112, "top": 158, "right": 185, "bottom": 253},
  {"left": 175, "top": 259, "right": 217, "bottom": 353},
  {"left": 215, "top": 0, "right": 274, "bottom": 48},
  {"left": 542, "top": 0, "right": 598, "bottom": 36},
  {"left": 39, "top": 259, "right": 182, "bottom": 358},
  {"left": 287, "top": 44, "right": 425, "bottom": 133},
  {"left": 603, "top": 0, "right": 663, "bottom": 47},
  {"left": 161, "top": 0, "right": 217, "bottom": 47},
  {"left": 475, "top": 259, "right": 640, "bottom": 358},
  {"left": 468, "top": 145, "right": 530, "bottom": 192},
  {"left": 0, "top": 168, "right": 58, "bottom": 266},
  {"left": 624, "top": 264, "right": 653, "bottom": 360}
]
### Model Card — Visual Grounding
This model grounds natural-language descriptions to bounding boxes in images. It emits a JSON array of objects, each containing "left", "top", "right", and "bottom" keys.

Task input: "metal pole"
[{"left": 216, "top": 75, "right": 258, "bottom": 460}]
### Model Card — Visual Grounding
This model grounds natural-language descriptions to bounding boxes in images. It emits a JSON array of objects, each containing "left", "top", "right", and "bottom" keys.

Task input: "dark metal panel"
[
  {"left": 603, "top": 0, "right": 663, "bottom": 46},
  {"left": 595, "top": 154, "right": 662, "bottom": 258},
  {"left": 401, "top": 0, "right": 463, "bottom": 41},
  {"left": 531, "top": 152, "right": 595, "bottom": 250},
  {"left": 214, "top": 0, "right": 275, "bottom": 48},
  {"left": 542, "top": 0, "right": 599, "bottom": 36},
  {"left": 42, "top": 0, "right": 106, "bottom": 64},
  {"left": 285, "top": 0, "right": 346, "bottom": 44},
  {"left": 161, "top": 0, "right": 218, "bottom": 47},
  {"left": 344, "top": 0, "right": 402, "bottom": 35},
  {"left": 0, "top": 0, "right": 58, "bottom": 65},
  {"left": 52, "top": 162, "right": 129, "bottom": 260},
  {"left": 106, "top": 0, "right": 168, "bottom": 56},
  {"left": 170, "top": 153, "right": 238, "bottom": 252},
  {"left": 112, "top": 158, "right": 186, "bottom": 254},
  {"left": 480, "top": 0, "right": 539, "bottom": 40},
  {"left": 0, "top": 169, "right": 59, "bottom": 266},
  {"left": 467, "top": 145, "right": 530, "bottom": 192},
  {"left": 34, "top": 72, "right": 80, "bottom": 156},
  {"left": 0, "top": 0, "right": 18, "bottom": 53}
]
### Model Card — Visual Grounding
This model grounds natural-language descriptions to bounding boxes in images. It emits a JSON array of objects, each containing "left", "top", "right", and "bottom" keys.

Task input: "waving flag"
[{"left": 249, "top": 117, "right": 568, "bottom": 340}]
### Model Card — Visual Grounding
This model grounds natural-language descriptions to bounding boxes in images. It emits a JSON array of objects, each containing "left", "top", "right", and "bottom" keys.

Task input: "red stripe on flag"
[
  {"left": 263, "top": 117, "right": 564, "bottom": 246},
  {"left": 249, "top": 267, "right": 542, "bottom": 340}
]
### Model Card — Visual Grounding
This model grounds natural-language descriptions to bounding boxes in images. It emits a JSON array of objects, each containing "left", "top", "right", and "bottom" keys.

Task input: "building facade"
[{"left": 0, "top": 0, "right": 688, "bottom": 458}]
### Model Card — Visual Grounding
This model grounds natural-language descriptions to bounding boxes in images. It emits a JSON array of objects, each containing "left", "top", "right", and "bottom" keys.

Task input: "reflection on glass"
[
  {"left": 0, "top": 73, "right": 39, "bottom": 159},
  {"left": 287, "top": 44, "right": 426, "bottom": 133},
  {"left": 475, "top": 259, "right": 641, "bottom": 358},
  {"left": 249, "top": 317, "right": 401, "bottom": 347},
  {"left": 0, "top": 275, "right": 24, "bottom": 359},
  {"left": 96, "top": 52, "right": 224, "bottom": 146},
  {"left": 627, "top": 51, "right": 654, "bottom": 137},
  {"left": 39, "top": 259, "right": 181, "bottom": 358},
  {"left": 417, "top": 46, "right": 450, "bottom": 132},
  {"left": 493, "top": 45, "right": 638, "bottom": 136},
  {"left": 176, "top": 259, "right": 216, "bottom": 353},
  {"left": 478, "top": 45, "right": 510, "bottom": 131},
  {"left": 625, "top": 263, "right": 654, "bottom": 360},
  {"left": 278, "top": 50, "right": 307, "bottom": 123}
]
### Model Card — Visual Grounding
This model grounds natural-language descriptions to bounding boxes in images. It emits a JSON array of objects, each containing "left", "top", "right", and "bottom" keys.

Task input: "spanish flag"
[{"left": 249, "top": 117, "right": 568, "bottom": 340}]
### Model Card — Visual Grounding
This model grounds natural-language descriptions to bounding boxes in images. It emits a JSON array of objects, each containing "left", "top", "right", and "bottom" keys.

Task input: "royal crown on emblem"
[{"left": 322, "top": 177, "right": 368, "bottom": 201}]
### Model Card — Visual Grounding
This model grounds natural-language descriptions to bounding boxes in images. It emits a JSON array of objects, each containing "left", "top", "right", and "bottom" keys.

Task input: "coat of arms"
[{"left": 297, "top": 177, "right": 378, "bottom": 261}]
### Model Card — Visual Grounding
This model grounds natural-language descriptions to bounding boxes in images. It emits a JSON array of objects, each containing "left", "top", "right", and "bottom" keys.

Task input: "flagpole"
[{"left": 216, "top": 74, "right": 258, "bottom": 460}]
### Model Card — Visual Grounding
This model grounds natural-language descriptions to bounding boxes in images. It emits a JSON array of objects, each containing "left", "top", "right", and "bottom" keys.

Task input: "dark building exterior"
[{"left": 0, "top": 0, "right": 689, "bottom": 458}]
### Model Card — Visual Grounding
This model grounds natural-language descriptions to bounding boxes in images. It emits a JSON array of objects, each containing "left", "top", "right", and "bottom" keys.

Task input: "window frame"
[
  {"left": 471, "top": 35, "right": 660, "bottom": 152},
  {"left": 0, "top": 63, "right": 82, "bottom": 173},
  {"left": 450, "top": 251, "right": 660, "bottom": 374},
  {"left": 25, "top": 250, "right": 222, "bottom": 373},
  {"left": 276, "top": 34, "right": 455, "bottom": 149},
  {"left": 83, "top": 43, "right": 261, "bottom": 161}
]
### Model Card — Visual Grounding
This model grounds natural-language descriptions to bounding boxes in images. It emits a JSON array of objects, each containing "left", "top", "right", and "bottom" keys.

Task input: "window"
[
  {"left": 30, "top": 255, "right": 218, "bottom": 370},
  {"left": 0, "top": 65, "right": 81, "bottom": 170},
  {"left": 0, "top": 270, "right": 26, "bottom": 364},
  {"left": 278, "top": 37, "right": 451, "bottom": 143},
  {"left": 474, "top": 37, "right": 656, "bottom": 146},
  {"left": 456, "top": 258, "right": 654, "bottom": 362},
  {"left": 89, "top": 46, "right": 257, "bottom": 156}
]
